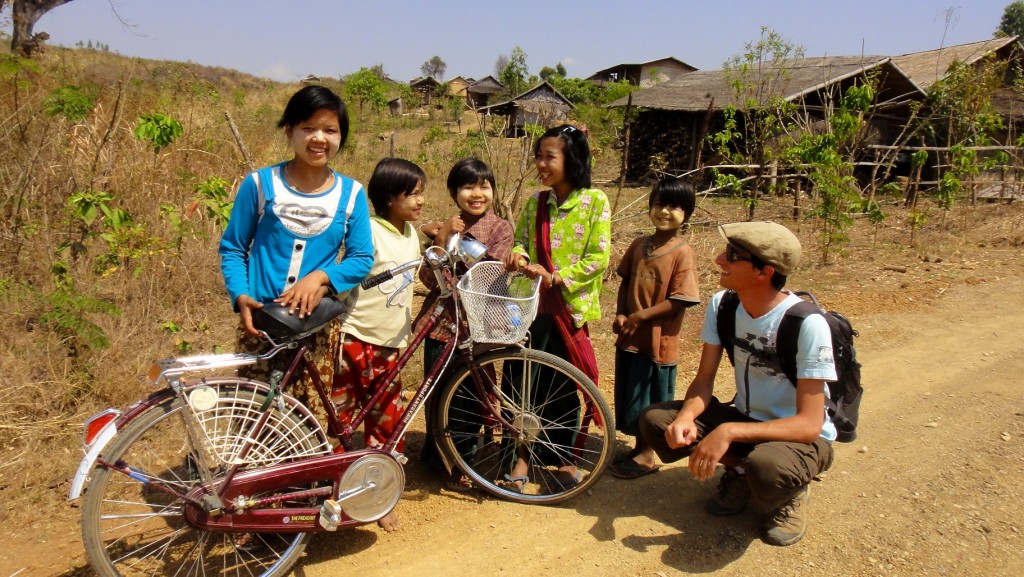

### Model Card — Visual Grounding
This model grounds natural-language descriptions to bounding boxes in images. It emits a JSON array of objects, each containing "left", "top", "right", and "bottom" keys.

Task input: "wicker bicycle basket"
[{"left": 457, "top": 261, "right": 541, "bottom": 344}]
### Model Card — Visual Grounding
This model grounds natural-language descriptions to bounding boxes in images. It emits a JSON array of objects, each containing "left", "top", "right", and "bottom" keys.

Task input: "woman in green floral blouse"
[{"left": 502, "top": 124, "right": 612, "bottom": 492}]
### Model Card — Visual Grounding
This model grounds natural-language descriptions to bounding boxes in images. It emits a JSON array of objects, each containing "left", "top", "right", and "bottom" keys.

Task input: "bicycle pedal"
[{"left": 318, "top": 499, "right": 342, "bottom": 531}]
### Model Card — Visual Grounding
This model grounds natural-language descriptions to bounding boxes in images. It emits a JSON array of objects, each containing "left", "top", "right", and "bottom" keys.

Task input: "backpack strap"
[
  {"left": 252, "top": 166, "right": 276, "bottom": 221},
  {"left": 716, "top": 290, "right": 741, "bottom": 366},
  {"left": 775, "top": 299, "right": 819, "bottom": 386}
]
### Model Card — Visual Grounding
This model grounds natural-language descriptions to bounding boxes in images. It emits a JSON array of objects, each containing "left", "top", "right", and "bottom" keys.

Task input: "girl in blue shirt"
[{"left": 219, "top": 86, "right": 373, "bottom": 428}]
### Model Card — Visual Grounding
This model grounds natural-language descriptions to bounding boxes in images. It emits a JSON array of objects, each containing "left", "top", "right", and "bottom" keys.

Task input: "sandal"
[
  {"left": 547, "top": 469, "right": 583, "bottom": 493},
  {"left": 613, "top": 447, "right": 643, "bottom": 465},
  {"left": 609, "top": 458, "right": 660, "bottom": 479},
  {"left": 499, "top": 474, "right": 529, "bottom": 494},
  {"left": 442, "top": 472, "right": 474, "bottom": 493}
]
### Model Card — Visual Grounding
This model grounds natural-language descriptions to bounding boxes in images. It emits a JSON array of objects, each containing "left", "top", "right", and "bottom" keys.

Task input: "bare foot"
[{"left": 377, "top": 510, "right": 400, "bottom": 532}]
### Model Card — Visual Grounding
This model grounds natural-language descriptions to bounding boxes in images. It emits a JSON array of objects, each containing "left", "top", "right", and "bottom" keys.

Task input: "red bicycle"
[{"left": 69, "top": 235, "right": 615, "bottom": 577}]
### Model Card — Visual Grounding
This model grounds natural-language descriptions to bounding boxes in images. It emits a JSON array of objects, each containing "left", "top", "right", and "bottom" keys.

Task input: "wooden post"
[
  {"left": 224, "top": 111, "right": 255, "bottom": 172},
  {"left": 693, "top": 99, "right": 715, "bottom": 171},
  {"left": 612, "top": 92, "right": 633, "bottom": 216},
  {"left": 792, "top": 179, "right": 801, "bottom": 220},
  {"left": 868, "top": 148, "right": 880, "bottom": 205}
]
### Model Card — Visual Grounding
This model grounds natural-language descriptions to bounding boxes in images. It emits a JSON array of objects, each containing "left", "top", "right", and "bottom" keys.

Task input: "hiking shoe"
[
  {"left": 763, "top": 484, "right": 810, "bottom": 546},
  {"left": 704, "top": 467, "right": 750, "bottom": 516}
]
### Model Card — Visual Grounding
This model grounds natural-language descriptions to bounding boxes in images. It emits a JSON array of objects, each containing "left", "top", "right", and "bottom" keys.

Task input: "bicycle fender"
[
  {"left": 68, "top": 389, "right": 177, "bottom": 500},
  {"left": 68, "top": 416, "right": 119, "bottom": 500}
]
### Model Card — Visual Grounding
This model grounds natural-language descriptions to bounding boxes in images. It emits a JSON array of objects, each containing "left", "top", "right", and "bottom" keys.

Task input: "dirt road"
[{"left": 4, "top": 249, "right": 1023, "bottom": 577}]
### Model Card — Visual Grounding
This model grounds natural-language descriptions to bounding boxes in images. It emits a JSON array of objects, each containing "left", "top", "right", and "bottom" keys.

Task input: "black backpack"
[{"left": 717, "top": 290, "right": 862, "bottom": 442}]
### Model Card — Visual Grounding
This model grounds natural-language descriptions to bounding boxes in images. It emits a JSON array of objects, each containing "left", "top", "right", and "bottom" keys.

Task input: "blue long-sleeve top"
[{"left": 219, "top": 163, "right": 374, "bottom": 309}]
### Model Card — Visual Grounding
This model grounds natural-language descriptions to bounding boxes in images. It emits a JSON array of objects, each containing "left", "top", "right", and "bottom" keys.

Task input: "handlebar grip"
[{"left": 361, "top": 269, "right": 394, "bottom": 289}]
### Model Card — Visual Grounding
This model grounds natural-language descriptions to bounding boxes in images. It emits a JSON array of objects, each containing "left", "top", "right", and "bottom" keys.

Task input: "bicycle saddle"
[{"left": 251, "top": 296, "right": 352, "bottom": 342}]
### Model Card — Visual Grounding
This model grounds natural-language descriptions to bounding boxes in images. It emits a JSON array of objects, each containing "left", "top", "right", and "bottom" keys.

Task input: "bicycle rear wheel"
[
  {"left": 434, "top": 347, "right": 615, "bottom": 505},
  {"left": 81, "top": 380, "right": 330, "bottom": 577}
]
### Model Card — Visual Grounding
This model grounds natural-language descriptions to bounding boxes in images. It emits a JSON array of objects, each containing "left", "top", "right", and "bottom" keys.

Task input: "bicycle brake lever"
[{"left": 386, "top": 273, "right": 414, "bottom": 307}]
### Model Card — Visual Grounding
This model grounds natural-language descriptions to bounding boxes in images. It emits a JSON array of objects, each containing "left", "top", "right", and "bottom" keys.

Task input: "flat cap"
[{"left": 718, "top": 221, "right": 802, "bottom": 276}]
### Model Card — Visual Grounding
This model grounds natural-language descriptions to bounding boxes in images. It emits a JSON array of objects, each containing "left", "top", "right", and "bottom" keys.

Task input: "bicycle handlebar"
[
  {"left": 360, "top": 259, "right": 420, "bottom": 289},
  {"left": 359, "top": 233, "right": 488, "bottom": 291}
]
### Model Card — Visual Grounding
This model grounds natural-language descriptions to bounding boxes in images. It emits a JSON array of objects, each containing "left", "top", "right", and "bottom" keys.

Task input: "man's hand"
[
  {"left": 686, "top": 425, "right": 732, "bottom": 481},
  {"left": 665, "top": 415, "right": 698, "bottom": 450}
]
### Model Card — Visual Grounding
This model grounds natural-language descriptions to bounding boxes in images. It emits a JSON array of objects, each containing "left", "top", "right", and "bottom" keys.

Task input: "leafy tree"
[
  {"left": 921, "top": 57, "right": 1005, "bottom": 215},
  {"left": 597, "top": 79, "right": 636, "bottom": 105},
  {"left": 709, "top": 26, "right": 805, "bottom": 220},
  {"left": 498, "top": 46, "right": 529, "bottom": 97},
  {"left": 789, "top": 82, "right": 876, "bottom": 263},
  {"left": 540, "top": 63, "right": 566, "bottom": 82},
  {"left": 997, "top": 1, "right": 1024, "bottom": 38},
  {"left": 344, "top": 67, "right": 389, "bottom": 112},
  {"left": 3, "top": 0, "right": 75, "bottom": 57},
  {"left": 548, "top": 75, "right": 597, "bottom": 104},
  {"left": 421, "top": 55, "right": 447, "bottom": 80}
]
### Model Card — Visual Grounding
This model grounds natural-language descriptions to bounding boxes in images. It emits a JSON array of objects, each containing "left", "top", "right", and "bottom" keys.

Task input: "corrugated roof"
[
  {"left": 891, "top": 37, "right": 1019, "bottom": 91},
  {"left": 586, "top": 56, "right": 698, "bottom": 79},
  {"left": 608, "top": 55, "right": 911, "bottom": 111}
]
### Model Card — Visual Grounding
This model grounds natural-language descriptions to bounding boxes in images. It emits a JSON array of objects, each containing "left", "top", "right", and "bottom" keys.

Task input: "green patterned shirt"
[{"left": 512, "top": 187, "right": 612, "bottom": 327}]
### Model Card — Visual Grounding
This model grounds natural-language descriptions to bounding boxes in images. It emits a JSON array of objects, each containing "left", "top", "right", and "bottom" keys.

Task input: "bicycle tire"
[
  {"left": 81, "top": 380, "right": 330, "bottom": 577},
  {"left": 434, "top": 347, "right": 615, "bottom": 505}
]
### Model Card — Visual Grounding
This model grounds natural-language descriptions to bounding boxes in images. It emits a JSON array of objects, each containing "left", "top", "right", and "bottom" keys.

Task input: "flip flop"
[
  {"left": 499, "top": 474, "right": 529, "bottom": 494},
  {"left": 442, "top": 472, "right": 474, "bottom": 493},
  {"left": 610, "top": 459, "right": 660, "bottom": 479},
  {"left": 547, "top": 469, "right": 583, "bottom": 493},
  {"left": 613, "top": 447, "right": 643, "bottom": 464}
]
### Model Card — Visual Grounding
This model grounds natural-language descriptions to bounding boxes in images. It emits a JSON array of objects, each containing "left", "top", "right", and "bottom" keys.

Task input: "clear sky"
[{"left": 7, "top": 1, "right": 1015, "bottom": 82}]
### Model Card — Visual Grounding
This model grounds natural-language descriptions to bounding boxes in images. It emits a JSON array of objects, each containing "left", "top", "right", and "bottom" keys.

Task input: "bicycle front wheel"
[
  {"left": 434, "top": 347, "right": 615, "bottom": 505},
  {"left": 81, "top": 380, "right": 330, "bottom": 577}
]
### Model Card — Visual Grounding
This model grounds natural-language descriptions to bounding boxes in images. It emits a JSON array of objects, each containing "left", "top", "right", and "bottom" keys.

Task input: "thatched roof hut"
[
  {"left": 891, "top": 37, "right": 1020, "bottom": 91},
  {"left": 586, "top": 56, "right": 698, "bottom": 88},
  {"left": 410, "top": 76, "right": 442, "bottom": 106},
  {"left": 608, "top": 56, "right": 922, "bottom": 182},
  {"left": 466, "top": 76, "right": 505, "bottom": 109},
  {"left": 479, "top": 81, "right": 574, "bottom": 134}
]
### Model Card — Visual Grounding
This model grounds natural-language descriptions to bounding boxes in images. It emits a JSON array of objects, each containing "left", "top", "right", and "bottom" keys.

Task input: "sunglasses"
[{"left": 725, "top": 244, "right": 758, "bottom": 265}]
